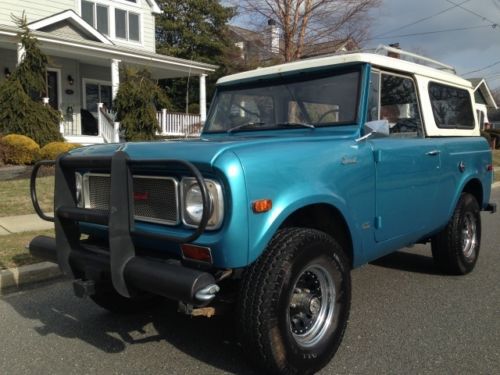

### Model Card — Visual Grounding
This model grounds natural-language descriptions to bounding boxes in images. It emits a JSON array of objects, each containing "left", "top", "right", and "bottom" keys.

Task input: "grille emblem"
[{"left": 134, "top": 192, "right": 149, "bottom": 201}]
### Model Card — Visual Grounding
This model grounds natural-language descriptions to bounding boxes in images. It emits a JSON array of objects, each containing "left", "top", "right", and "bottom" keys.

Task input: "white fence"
[
  {"left": 157, "top": 109, "right": 202, "bottom": 136},
  {"left": 98, "top": 104, "right": 120, "bottom": 143}
]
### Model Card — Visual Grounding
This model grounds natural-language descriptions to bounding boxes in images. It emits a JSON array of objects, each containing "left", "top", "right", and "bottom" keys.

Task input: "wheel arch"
[
  {"left": 279, "top": 203, "right": 355, "bottom": 268},
  {"left": 462, "top": 178, "right": 483, "bottom": 207}
]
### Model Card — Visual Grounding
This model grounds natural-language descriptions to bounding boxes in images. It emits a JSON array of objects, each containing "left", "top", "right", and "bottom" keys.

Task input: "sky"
[
  {"left": 229, "top": 0, "right": 500, "bottom": 91},
  {"left": 365, "top": 0, "right": 500, "bottom": 90}
]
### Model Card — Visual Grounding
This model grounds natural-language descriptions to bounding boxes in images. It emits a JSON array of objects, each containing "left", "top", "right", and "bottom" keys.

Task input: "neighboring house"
[
  {"left": 0, "top": 1, "right": 216, "bottom": 143},
  {"left": 469, "top": 78, "right": 498, "bottom": 129},
  {"left": 228, "top": 20, "right": 358, "bottom": 64}
]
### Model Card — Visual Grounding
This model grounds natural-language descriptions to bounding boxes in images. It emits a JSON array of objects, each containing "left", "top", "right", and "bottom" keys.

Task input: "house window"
[
  {"left": 81, "top": 1, "right": 109, "bottom": 36},
  {"left": 115, "top": 9, "right": 140, "bottom": 42}
]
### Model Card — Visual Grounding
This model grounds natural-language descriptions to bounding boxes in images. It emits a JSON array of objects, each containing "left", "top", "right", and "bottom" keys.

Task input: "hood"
[{"left": 69, "top": 127, "right": 358, "bottom": 167}]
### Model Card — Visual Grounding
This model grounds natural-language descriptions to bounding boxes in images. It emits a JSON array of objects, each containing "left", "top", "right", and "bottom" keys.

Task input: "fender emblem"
[{"left": 341, "top": 156, "right": 358, "bottom": 165}]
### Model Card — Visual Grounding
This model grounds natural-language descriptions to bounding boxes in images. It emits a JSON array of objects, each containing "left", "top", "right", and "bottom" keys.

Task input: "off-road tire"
[
  {"left": 238, "top": 227, "right": 351, "bottom": 375},
  {"left": 431, "top": 193, "right": 481, "bottom": 275}
]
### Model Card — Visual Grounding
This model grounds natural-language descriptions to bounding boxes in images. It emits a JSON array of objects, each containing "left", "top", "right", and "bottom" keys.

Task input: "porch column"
[
  {"left": 17, "top": 42, "right": 25, "bottom": 65},
  {"left": 199, "top": 73, "right": 207, "bottom": 123},
  {"left": 111, "top": 59, "right": 121, "bottom": 100}
]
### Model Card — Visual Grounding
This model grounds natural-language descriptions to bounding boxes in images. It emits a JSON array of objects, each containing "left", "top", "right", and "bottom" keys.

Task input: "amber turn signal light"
[
  {"left": 252, "top": 199, "right": 272, "bottom": 213},
  {"left": 181, "top": 244, "right": 213, "bottom": 263}
]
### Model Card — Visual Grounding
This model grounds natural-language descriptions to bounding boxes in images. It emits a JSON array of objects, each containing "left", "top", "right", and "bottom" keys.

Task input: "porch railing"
[
  {"left": 157, "top": 109, "right": 202, "bottom": 137},
  {"left": 98, "top": 103, "right": 120, "bottom": 143}
]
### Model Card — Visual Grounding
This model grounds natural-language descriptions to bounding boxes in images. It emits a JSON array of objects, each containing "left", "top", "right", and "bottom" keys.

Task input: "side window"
[
  {"left": 428, "top": 82, "right": 474, "bottom": 129},
  {"left": 380, "top": 74, "right": 423, "bottom": 137}
]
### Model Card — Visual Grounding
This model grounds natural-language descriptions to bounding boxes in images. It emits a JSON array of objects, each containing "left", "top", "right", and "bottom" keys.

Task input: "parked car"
[{"left": 30, "top": 46, "right": 496, "bottom": 374}]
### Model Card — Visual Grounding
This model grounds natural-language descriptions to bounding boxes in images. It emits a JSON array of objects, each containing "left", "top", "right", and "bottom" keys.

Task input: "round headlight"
[{"left": 185, "top": 184, "right": 204, "bottom": 223}]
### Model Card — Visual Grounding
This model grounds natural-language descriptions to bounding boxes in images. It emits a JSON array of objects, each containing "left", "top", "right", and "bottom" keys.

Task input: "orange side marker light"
[{"left": 252, "top": 199, "right": 272, "bottom": 213}]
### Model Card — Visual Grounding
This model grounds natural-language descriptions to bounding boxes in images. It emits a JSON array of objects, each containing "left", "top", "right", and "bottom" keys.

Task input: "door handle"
[{"left": 426, "top": 150, "right": 440, "bottom": 156}]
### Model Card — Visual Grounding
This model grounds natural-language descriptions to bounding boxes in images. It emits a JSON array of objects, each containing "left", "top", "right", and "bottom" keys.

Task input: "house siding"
[
  {"left": 0, "top": 0, "right": 156, "bottom": 52},
  {"left": 0, "top": 0, "right": 76, "bottom": 26}
]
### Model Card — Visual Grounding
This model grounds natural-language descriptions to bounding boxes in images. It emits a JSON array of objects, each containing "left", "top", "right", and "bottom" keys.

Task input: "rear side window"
[{"left": 428, "top": 82, "right": 474, "bottom": 129}]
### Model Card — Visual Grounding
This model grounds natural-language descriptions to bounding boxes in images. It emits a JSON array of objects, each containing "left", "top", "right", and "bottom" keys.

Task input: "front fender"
[{"left": 247, "top": 190, "right": 364, "bottom": 266}]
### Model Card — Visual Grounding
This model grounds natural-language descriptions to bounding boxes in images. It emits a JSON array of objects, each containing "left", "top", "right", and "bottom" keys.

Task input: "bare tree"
[{"left": 237, "top": 0, "right": 380, "bottom": 62}]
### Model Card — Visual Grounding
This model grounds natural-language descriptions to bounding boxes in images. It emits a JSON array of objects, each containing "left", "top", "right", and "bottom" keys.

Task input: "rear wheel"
[
  {"left": 431, "top": 193, "right": 481, "bottom": 275},
  {"left": 238, "top": 228, "right": 351, "bottom": 375}
]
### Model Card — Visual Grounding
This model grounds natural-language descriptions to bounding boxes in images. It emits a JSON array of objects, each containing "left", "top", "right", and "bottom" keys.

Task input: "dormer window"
[
  {"left": 115, "top": 9, "right": 140, "bottom": 42},
  {"left": 82, "top": 1, "right": 109, "bottom": 36}
]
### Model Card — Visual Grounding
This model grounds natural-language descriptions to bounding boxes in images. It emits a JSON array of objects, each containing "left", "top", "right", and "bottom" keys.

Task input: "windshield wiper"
[
  {"left": 227, "top": 122, "right": 266, "bottom": 134},
  {"left": 275, "top": 122, "right": 315, "bottom": 129}
]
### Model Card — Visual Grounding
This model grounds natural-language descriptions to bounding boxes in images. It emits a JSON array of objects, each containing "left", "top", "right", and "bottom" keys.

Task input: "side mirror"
[{"left": 356, "top": 119, "right": 390, "bottom": 142}]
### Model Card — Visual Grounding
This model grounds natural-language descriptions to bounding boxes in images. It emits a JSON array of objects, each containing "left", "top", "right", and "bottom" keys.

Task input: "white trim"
[
  {"left": 29, "top": 10, "right": 112, "bottom": 45},
  {"left": 46, "top": 67, "right": 62, "bottom": 111},
  {"left": 0, "top": 26, "right": 217, "bottom": 74},
  {"left": 145, "top": 0, "right": 162, "bottom": 14},
  {"left": 114, "top": 8, "right": 142, "bottom": 44},
  {"left": 82, "top": 78, "right": 112, "bottom": 110}
]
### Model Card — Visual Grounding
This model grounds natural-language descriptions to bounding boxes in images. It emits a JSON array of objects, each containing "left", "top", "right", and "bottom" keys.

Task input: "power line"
[
  {"left": 368, "top": 24, "right": 494, "bottom": 41},
  {"left": 445, "top": 0, "right": 500, "bottom": 28},
  {"left": 373, "top": 0, "right": 471, "bottom": 38},
  {"left": 463, "top": 59, "right": 500, "bottom": 75}
]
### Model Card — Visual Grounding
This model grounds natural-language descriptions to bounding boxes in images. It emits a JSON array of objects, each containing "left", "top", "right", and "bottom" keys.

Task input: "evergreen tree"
[
  {"left": 0, "top": 13, "right": 62, "bottom": 146},
  {"left": 113, "top": 66, "right": 172, "bottom": 141},
  {"left": 155, "top": 0, "right": 238, "bottom": 112}
]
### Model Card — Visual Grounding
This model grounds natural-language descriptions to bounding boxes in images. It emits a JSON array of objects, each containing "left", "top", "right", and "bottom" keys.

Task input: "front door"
[
  {"left": 84, "top": 81, "right": 112, "bottom": 118},
  {"left": 46, "top": 70, "right": 59, "bottom": 111}
]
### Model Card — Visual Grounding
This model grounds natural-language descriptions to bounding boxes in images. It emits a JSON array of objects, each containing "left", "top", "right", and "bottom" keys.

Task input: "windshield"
[{"left": 204, "top": 68, "right": 361, "bottom": 133}]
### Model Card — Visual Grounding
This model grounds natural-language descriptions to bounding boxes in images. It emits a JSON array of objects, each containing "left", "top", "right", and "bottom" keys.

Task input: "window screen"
[
  {"left": 96, "top": 5, "right": 108, "bottom": 35},
  {"left": 128, "top": 13, "right": 140, "bottom": 41},
  {"left": 82, "top": 1, "right": 94, "bottom": 26},
  {"left": 428, "top": 82, "right": 474, "bottom": 129},
  {"left": 115, "top": 9, "right": 127, "bottom": 39}
]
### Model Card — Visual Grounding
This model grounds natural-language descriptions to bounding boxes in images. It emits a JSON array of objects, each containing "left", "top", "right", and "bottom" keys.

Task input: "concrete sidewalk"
[{"left": 0, "top": 213, "right": 54, "bottom": 236}]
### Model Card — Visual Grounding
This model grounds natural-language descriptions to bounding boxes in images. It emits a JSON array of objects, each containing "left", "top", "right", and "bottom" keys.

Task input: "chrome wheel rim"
[
  {"left": 462, "top": 212, "right": 477, "bottom": 259},
  {"left": 288, "top": 265, "right": 336, "bottom": 348}
]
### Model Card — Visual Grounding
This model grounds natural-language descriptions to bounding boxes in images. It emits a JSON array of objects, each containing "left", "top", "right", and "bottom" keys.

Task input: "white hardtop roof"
[{"left": 217, "top": 52, "right": 472, "bottom": 88}]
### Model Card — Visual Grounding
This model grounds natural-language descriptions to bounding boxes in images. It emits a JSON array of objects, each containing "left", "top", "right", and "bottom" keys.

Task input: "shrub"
[
  {"left": 114, "top": 66, "right": 172, "bottom": 141},
  {"left": 0, "top": 14, "right": 63, "bottom": 146},
  {"left": 40, "top": 142, "right": 81, "bottom": 160},
  {"left": 0, "top": 134, "right": 40, "bottom": 164}
]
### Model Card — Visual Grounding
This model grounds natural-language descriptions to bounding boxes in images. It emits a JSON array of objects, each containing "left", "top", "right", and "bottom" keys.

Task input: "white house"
[
  {"left": 469, "top": 78, "right": 498, "bottom": 130},
  {"left": 0, "top": 0, "right": 216, "bottom": 143}
]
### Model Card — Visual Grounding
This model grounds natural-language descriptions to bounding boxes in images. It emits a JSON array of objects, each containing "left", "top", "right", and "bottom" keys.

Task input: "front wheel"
[
  {"left": 431, "top": 193, "right": 481, "bottom": 275},
  {"left": 238, "top": 228, "right": 351, "bottom": 375}
]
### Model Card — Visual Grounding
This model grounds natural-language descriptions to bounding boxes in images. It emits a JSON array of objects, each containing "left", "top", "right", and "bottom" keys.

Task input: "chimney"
[
  {"left": 388, "top": 43, "right": 401, "bottom": 59},
  {"left": 267, "top": 18, "right": 280, "bottom": 54}
]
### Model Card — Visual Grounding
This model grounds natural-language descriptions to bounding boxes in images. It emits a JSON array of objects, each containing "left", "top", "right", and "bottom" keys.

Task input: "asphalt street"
[{"left": 0, "top": 189, "right": 499, "bottom": 375}]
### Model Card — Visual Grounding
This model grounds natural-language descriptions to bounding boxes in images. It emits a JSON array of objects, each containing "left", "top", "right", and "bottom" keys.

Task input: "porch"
[
  {"left": 61, "top": 105, "right": 202, "bottom": 144},
  {"left": 0, "top": 23, "right": 215, "bottom": 144}
]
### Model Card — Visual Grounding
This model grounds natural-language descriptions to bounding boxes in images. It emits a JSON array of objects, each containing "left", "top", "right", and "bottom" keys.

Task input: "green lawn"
[
  {"left": 0, "top": 176, "right": 54, "bottom": 217},
  {"left": 493, "top": 150, "right": 500, "bottom": 167},
  {"left": 0, "top": 230, "right": 54, "bottom": 270},
  {"left": 493, "top": 150, "right": 500, "bottom": 183}
]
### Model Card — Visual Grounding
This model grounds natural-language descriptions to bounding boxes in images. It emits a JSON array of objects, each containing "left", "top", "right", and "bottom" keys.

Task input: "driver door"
[{"left": 368, "top": 71, "right": 443, "bottom": 242}]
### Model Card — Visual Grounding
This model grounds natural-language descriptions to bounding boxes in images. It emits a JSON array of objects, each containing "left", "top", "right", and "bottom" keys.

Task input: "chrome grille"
[{"left": 84, "top": 173, "right": 179, "bottom": 225}]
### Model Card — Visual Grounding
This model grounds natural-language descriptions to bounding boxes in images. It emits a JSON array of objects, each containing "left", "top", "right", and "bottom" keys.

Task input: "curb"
[{"left": 0, "top": 262, "right": 62, "bottom": 295}]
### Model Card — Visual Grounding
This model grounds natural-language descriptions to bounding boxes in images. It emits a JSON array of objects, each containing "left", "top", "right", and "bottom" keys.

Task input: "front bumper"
[{"left": 29, "top": 150, "right": 218, "bottom": 304}]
